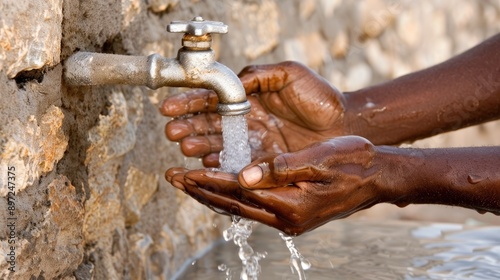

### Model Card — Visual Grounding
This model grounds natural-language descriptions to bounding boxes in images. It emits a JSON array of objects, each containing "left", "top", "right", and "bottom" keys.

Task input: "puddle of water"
[{"left": 175, "top": 219, "right": 500, "bottom": 279}]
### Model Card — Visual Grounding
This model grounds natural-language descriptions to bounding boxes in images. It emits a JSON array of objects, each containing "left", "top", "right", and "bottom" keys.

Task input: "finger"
[
  {"left": 240, "top": 186, "right": 329, "bottom": 234},
  {"left": 160, "top": 89, "right": 218, "bottom": 117},
  {"left": 202, "top": 153, "right": 220, "bottom": 168},
  {"left": 165, "top": 167, "right": 188, "bottom": 182},
  {"left": 184, "top": 170, "right": 239, "bottom": 195},
  {"left": 165, "top": 113, "right": 222, "bottom": 141},
  {"left": 183, "top": 184, "right": 296, "bottom": 234},
  {"left": 165, "top": 167, "right": 189, "bottom": 191},
  {"left": 180, "top": 135, "right": 223, "bottom": 157},
  {"left": 239, "top": 64, "right": 287, "bottom": 94},
  {"left": 184, "top": 169, "right": 284, "bottom": 214},
  {"left": 179, "top": 169, "right": 309, "bottom": 235},
  {"left": 240, "top": 185, "right": 296, "bottom": 212},
  {"left": 239, "top": 146, "right": 327, "bottom": 189}
]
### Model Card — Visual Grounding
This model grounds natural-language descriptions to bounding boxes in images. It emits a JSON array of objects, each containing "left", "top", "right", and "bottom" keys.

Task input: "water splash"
[
  {"left": 223, "top": 216, "right": 267, "bottom": 280},
  {"left": 279, "top": 233, "right": 311, "bottom": 280},
  {"left": 220, "top": 115, "right": 264, "bottom": 280}
]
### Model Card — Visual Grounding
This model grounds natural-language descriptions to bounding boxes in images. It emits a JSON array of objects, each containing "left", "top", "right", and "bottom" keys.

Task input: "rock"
[
  {"left": 330, "top": 31, "right": 349, "bottom": 59},
  {"left": 122, "top": 0, "right": 143, "bottom": 28},
  {"left": 228, "top": 0, "right": 280, "bottom": 60},
  {"left": 86, "top": 91, "right": 136, "bottom": 166},
  {"left": 128, "top": 233, "right": 154, "bottom": 279},
  {"left": 391, "top": 59, "right": 412, "bottom": 78},
  {"left": 39, "top": 106, "right": 69, "bottom": 172},
  {"left": 284, "top": 32, "right": 328, "bottom": 68},
  {"left": 357, "top": 0, "right": 398, "bottom": 40},
  {"left": 416, "top": 37, "right": 452, "bottom": 69},
  {"left": 0, "top": 0, "right": 63, "bottom": 78},
  {"left": 299, "top": 0, "right": 316, "bottom": 20},
  {"left": 0, "top": 176, "right": 84, "bottom": 279},
  {"left": 396, "top": 10, "right": 421, "bottom": 47},
  {"left": 0, "top": 106, "right": 68, "bottom": 196},
  {"left": 345, "top": 63, "right": 372, "bottom": 91},
  {"left": 148, "top": 0, "right": 179, "bottom": 13},
  {"left": 319, "top": 0, "right": 342, "bottom": 18},
  {"left": 365, "top": 41, "right": 391, "bottom": 77},
  {"left": 124, "top": 166, "right": 159, "bottom": 226}
]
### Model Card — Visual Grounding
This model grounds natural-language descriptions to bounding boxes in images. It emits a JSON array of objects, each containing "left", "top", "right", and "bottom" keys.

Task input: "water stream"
[
  {"left": 218, "top": 115, "right": 309, "bottom": 280},
  {"left": 219, "top": 115, "right": 264, "bottom": 280}
]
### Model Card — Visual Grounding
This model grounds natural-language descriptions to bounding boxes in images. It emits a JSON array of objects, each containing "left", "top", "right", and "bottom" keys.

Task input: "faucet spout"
[
  {"left": 158, "top": 48, "right": 250, "bottom": 115},
  {"left": 64, "top": 50, "right": 250, "bottom": 115},
  {"left": 64, "top": 17, "right": 251, "bottom": 116}
]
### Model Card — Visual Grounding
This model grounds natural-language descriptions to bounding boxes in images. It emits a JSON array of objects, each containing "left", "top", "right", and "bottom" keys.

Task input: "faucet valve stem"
[{"left": 167, "top": 17, "right": 227, "bottom": 51}]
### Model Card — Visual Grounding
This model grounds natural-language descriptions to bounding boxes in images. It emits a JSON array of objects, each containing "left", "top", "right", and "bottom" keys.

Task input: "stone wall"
[{"left": 0, "top": 0, "right": 499, "bottom": 279}]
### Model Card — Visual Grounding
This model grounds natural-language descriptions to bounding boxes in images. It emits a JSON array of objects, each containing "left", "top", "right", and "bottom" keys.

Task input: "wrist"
[
  {"left": 342, "top": 90, "right": 364, "bottom": 139},
  {"left": 372, "top": 145, "right": 425, "bottom": 206},
  {"left": 342, "top": 89, "right": 393, "bottom": 145}
]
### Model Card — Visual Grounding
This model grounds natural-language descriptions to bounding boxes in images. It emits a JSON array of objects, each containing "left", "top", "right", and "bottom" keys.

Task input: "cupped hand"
[
  {"left": 160, "top": 61, "right": 347, "bottom": 167},
  {"left": 165, "top": 136, "right": 384, "bottom": 236}
]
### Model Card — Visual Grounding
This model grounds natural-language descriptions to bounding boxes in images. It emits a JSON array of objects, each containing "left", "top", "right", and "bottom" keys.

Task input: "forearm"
[
  {"left": 377, "top": 145, "right": 500, "bottom": 215},
  {"left": 345, "top": 33, "right": 500, "bottom": 145}
]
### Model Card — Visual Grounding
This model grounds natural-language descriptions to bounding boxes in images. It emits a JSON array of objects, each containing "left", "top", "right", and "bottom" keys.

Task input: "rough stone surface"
[
  {"left": 0, "top": 104, "right": 67, "bottom": 197},
  {"left": 124, "top": 165, "right": 159, "bottom": 226},
  {"left": 1, "top": 1, "right": 499, "bottom": 279},
  {"left": 0, "top": 0, "right": 63, "bottom": 78},
  {"left": 227, "top": 1, "right": 280, "bottom": 62}
]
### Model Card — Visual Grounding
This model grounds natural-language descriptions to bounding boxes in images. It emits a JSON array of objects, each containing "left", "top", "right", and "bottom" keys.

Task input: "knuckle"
[
  {"left": 239, "top": 65, "right": 259, "bottom": 75},
  {"left": 280, "top": 60, "right": 306, "bottom": 71}
]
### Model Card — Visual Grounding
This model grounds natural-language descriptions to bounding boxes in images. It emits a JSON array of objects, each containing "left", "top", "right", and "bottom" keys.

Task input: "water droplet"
[
  {"left": 300, "top": 258, "right": 312, "bottom": 270},
  {"left": 218, "top": 263, "right": 227, "bottom": 271},
  {"left": 467, "top": 174, "right": 484, "bottom": 184},
  {"left": 223, "top": 228, "right": 233, "bottom": 241},
  {"left": 234, "top": 235, "right": 243, "bottom": 246},
  {"left": 396, "top": 202, "right": 410, "bottom": 208},
  {"left": 239, "top": 244, "right": 254, "bottom": 260}
]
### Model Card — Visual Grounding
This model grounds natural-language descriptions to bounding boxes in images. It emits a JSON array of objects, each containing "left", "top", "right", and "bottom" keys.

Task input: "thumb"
[{"left": 238, "top": 147, "right": 324, "bottom": 189}]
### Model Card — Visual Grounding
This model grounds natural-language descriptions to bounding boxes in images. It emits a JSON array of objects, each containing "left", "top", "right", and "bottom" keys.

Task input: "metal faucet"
[{"left": 64, "top": 16, "right": 251, "bottom": 116}]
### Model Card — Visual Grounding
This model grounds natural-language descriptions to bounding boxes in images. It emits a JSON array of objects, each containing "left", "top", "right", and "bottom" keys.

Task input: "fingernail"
[
  {"left": 171, "top": 181, "right": 185, "bottom": 192},
  {"left": 241, "top": 166, "right": 263, "bottom": 187},
  {"left": 184, "top": 177, "right": 197, "bottom": 186},
  {"left": 166, "top": 122, "right": 190, "bottom": 139},
  {"left": 161, "top": 101, "right": 177, "bottom": 116}
]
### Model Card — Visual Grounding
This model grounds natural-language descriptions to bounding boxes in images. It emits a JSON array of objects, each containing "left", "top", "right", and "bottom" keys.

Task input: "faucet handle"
[{"left": 167, "top": 16, "right": 228, "bottom": 36}]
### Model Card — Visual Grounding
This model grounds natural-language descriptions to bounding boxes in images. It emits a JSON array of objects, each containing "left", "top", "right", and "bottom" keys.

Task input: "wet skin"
[
  {"left": 161, "top": 61, "right": 347, "bottom": 167},
  {"left": 161, "top": 33, "right": 500, "bottom": 236}
]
